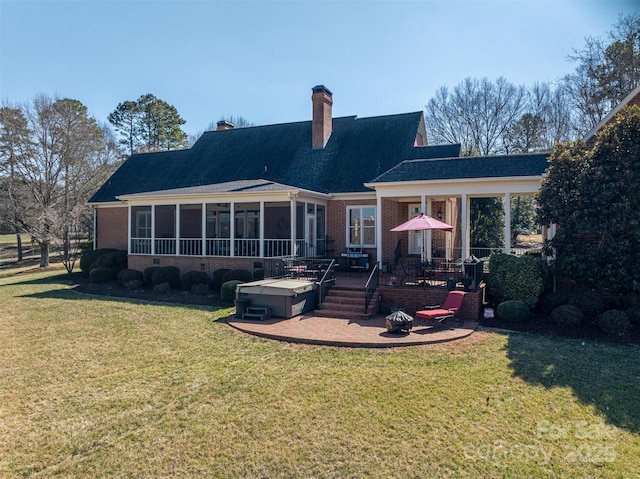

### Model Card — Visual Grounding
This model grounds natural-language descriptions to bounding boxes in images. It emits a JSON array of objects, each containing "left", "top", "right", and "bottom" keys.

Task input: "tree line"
[
  {"left": 0, "top": 13, "right": 637, "bottom": 269},
  {"left": 424, "top": 14, "right": 639, "bottom": 249}
]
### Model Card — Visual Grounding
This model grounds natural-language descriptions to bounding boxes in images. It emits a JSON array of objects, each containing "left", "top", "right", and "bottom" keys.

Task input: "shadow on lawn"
[
  {"left": 505, "top": 332, "right": 640, "bottom": 434},
  {"left": 20, "top": 287, "right": 231, "bottom": 313}
]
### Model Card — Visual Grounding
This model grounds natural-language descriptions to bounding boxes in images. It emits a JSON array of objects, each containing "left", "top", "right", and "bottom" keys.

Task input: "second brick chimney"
[
  {"left": 216, "top": 120, "right": 235, "bottom": 131},
  {"left": 311, "top": 85, "right": 333, "bottom": 148}
]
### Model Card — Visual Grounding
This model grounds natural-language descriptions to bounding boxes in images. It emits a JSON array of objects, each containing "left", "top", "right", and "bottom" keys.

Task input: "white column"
[
  {"left": 461, "top": 194, "right": 470, "bottom": 261},
  {"left": 376, "top": 194, "right": 382, "bottom": 267},
  {"left": 151, "top": 205, "right": 156, "bottom": 255},
  {"left": 290, "top": 195, "right": 297, "bottom": 257},
  {"left": 230, "top": 201, "right": 235, "bottom": 257},
  {"left": 504, "top": 193, "right": 511, "bottom": 254},
  {"left": 426, "top": 197, "right": 432, "bottom": 261},
  {"left": 259, "top": 201, "right": 265, "bottom": 258},
  {"left": 94, "top": 207, "right": 98, "bottom": 250},
  {"left": 125, "top": 206, "right": 130, "bottom": 254},
  {"left": 175, "top": 204, "right": 180, "bottom": 256},
  {"left": 201, "top": 203, "right": 206, "bottom": 257}
]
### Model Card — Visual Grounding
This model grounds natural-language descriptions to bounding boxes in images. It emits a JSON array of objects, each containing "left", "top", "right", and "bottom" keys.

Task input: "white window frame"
[{"left": 346, "top": 205, "right": 376, "bottom": 248}]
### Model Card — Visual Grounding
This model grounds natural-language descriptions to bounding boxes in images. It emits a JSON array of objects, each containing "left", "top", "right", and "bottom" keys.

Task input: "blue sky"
[{"left": 1, "top": 0, "right": 637, "bottom": 137}]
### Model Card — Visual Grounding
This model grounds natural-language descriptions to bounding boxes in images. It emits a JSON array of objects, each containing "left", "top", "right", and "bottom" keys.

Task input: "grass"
[{"left": 1, "top": 269, "right": 640, "bottom": 478}]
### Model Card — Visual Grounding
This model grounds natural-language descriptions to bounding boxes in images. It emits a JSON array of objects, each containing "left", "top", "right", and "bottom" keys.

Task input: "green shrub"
[
  {"left": 143, "top": 267, "right": 161, "bottom": 286},
  {"left": 80, "top": 248, "right": 117, "bottom": 273},
  {"left": 212, "top": 268, "right": 232, "bottom": 290},
  {"left": 117, "top": 269, "right": 143, "bottom": 285},
  {"left": 626, "top": 307, "right": 640, "bottom": 324},
  {"left": 568, "top": 295, "right": 605, "bottom": 321},
  {"left": 222, "top": 269, "right": 253, "bottom": 284},
  {"left": 252, "top": 269, "right": 265, "bottom": 281},
  {"left": 123, "top": 279, "right": 142, "bottom": 290},
  {"left": 539, "top": 291, "right": 570, "bottom": 315},
  {"left": 487, "top": 253, "right": 544, "bottom": 308},
  {"left": 90, "top": 250, "right": 128, "bottom": 275},
  {"left": 181, "top": 271, "right": 209, "bottom": 290},
  {"left": 221, "top": 280, "right": 244, "bottom": 302},
  {"left": 497, "top": 300, "right": 530, "bottom": 323},
  {"left": 89, "top": 266, "right": 114, "bottom": 283},
  {"left": 191, "top": 283, "right": 210, "bottom": 295},
  {"left": 153, "top": 282, "right": 170, "bottom": 293},
  {"left": 152, "top": 266, "right": 181, "bottom": 288},
  {"left": 598, "top": 310, "right": 630, "bottom": 336},
  {"left": 551, "top": 305, "right": 583, "bottom": 328}
]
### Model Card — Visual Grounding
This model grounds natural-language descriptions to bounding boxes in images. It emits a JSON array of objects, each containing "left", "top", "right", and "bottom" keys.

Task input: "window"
[{"left": 347, "top": 206, "right": 376, "bottom": 247}]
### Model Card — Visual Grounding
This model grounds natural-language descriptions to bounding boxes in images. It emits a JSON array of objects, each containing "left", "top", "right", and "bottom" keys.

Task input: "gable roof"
[
  {"left": 368, "top": 153, "right": 549, "bottom": 184},
  {"left": 90, "top": 111, "right": 453, "bottom": 203}
]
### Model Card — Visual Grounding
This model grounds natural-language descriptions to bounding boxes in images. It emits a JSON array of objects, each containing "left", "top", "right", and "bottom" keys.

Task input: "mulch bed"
[
  {"left": 70, "top": 273, "right": 639, "bottom": 345},
  {"left": 480, "top": 312, "right": 640, "bottom": 345},
  {"left": 71, "top": 274, "right": 230, "bottom": 308}
]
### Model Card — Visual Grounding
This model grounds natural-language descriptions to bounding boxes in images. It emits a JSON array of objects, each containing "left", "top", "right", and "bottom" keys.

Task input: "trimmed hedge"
[
  {"left": 117, "top": 269, "right": 143, "bottom": 284},
  {"left": 221, "top": 280, "right": 244, "bottom": 302},
  {"left": 90, "top": 250, "right": 128, "bottom": 275},
  {"left": 212, "top": 268, "right": 232, "bottom": 290},
  {"left": 551, "top": 304, "right": 583, "bottom": 328},
  {"left": 80, "top": 248, "right": 117, "bottom": 273},
  {"left": 143, "top": 267, "right": 161, "bottom": 286},
  {"left": 487, "top": 253, "right": 544, "bottom": 308},
  {"left": 497, "top": 300, "right": 530, "bottom": 323},
  {"left": 539, "top": 291, "right": 570, "bottom": 315},
  {"left": 568, "top": 295, "right": 605, "bottom": 321},
  {"left": 598, "top": 310, "right": 630, "bottom": 336},
  {"left": 181, "top": 271, "right": 209, "bottom": 290},
  {"left": 222, "top": 269, "right": 253, "bottom": 284},
  {"left": 152, "top": 266, "right": 181, "bottom": 288},
  {"left": 89, "top": 266, "right": 114, "bottom": 283}
]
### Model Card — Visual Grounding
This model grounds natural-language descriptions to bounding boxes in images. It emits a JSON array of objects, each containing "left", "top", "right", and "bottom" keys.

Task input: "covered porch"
[{"left": 118, "top": 180, "right": 331, "bottom": 261}]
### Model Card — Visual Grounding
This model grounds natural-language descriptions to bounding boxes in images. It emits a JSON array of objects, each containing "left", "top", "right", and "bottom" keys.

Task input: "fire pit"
[{"left": 385, "top": 310, "right": 414, "bottom": 333}]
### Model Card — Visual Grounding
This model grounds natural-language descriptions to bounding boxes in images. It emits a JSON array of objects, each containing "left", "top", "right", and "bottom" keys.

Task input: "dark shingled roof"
[
  {"left": 369, "top": 153, "right": 550, "bottom": 184},
  {"left": 90, "top": 112, "right": 456, "bottom": 203}
]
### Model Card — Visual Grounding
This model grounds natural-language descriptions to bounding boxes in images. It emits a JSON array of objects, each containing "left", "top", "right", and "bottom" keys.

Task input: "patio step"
[
  {"left": 316, "top": 286, "right": 380, "bottom": 319},
  {"left": 242, "top": 306, "right": 271, "bottom": 321}
]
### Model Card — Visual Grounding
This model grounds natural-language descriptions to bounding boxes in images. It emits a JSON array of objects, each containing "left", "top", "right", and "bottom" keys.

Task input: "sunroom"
[{"left": 117, "top": 180, "right": 330, "bottom": 260}]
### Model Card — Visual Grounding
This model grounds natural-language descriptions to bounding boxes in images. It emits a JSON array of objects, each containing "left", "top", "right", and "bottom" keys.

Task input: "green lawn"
[{"left": 1, "top": 269, "right": 639, "bottom": 478}]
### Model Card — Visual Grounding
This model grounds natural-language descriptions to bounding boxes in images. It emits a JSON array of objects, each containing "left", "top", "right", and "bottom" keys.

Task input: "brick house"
[{"left": 89, "top": 85, "right": 549, "bottom": 276}]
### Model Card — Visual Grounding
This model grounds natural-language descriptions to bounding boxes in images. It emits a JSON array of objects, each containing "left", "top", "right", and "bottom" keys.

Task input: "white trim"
[
  {"left": 89, "top": 201, "right": 126, "bottom": 208},
  {"left": 346, "top": 205, "right": 377, "bottom": 248},
  {"left": 584, "top": 84, "right": 640, "bottom": 142},
  {"left": 330, "top": 191, "right": 376, "bottom": 201}
]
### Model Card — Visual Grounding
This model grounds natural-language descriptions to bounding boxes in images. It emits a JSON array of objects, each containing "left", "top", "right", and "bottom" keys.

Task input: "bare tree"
[
  {"left": 425, "top": 77, "right": 526, "bottom": 156},
  {"left": 562, "top": 13, "right": 640, "bottom": 135},
  {"left": 189, "top": 115, "right": 256, "bottom": 146},
  {"left": 1, "top": 95, "right": 118, "bottom": 268}
]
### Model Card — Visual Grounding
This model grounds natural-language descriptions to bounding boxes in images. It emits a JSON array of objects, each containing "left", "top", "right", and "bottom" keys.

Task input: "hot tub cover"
[{"left": 236, "top": 279, "right": 316, "bottom": 296}]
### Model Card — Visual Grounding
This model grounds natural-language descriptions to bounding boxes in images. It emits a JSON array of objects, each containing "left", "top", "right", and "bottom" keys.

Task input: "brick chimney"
[
  {"left": 216, "top": 120, "right": 235, "bottom": 131},
  {"left": 312, "top": 85, "right": 333, "bottom": 148}
]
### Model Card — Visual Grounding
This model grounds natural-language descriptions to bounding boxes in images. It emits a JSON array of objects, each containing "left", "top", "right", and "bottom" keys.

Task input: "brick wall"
[
  {"left": 96, "top": 206, "right": 128, "bottom": 250},
  {"left": 128, "top": 255, "right": 263, "bottom": 277},
  {"left": 326, "top": 198, "right": 378, "bottom": 262},
  {"left": 379, "top": 285, "right": 483, "bottom": 320}
]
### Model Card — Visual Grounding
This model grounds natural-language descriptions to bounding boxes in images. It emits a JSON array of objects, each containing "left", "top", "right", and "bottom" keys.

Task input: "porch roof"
[
  {"left": 116, "top": 179, "right": 329, "bottom": 201},
  {"left": 367, "top": 152, "right": 549, "bottom": 184}
]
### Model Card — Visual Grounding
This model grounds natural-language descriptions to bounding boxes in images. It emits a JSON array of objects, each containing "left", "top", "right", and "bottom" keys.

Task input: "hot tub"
[{"left": 236, "top": 279, "right": 317, "bottom": 318}]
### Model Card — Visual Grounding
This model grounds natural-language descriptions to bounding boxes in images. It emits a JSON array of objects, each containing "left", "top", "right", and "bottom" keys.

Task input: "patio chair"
[{"left": 415, "top": 291, "right": 465, "bottom": 326}]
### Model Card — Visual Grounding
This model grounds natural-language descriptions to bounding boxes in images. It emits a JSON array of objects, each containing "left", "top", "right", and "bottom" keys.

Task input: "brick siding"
[
  {"left": 96, "top": 207, "right": 128, "bottom": 250},
  {"left": 379, "top": 285, "right": 483, "bottom": 320}
]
